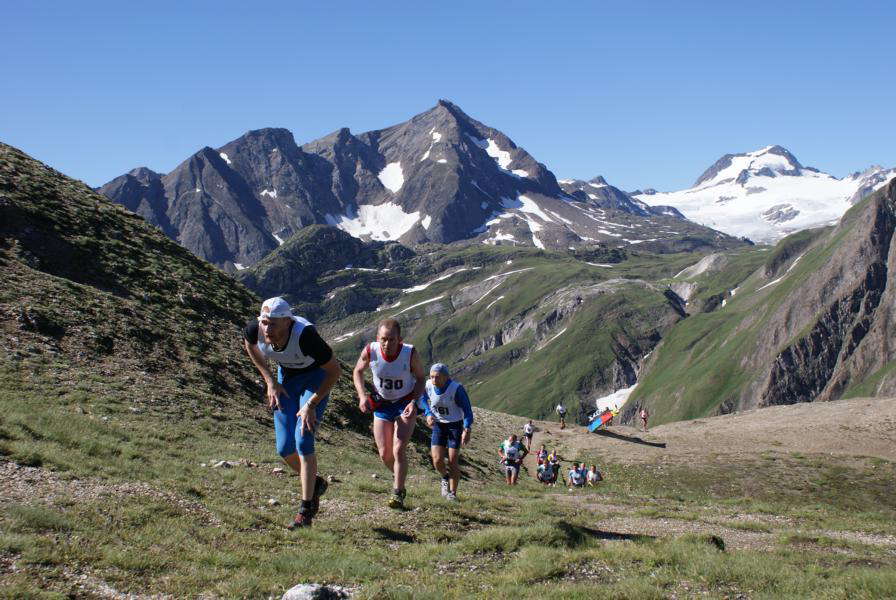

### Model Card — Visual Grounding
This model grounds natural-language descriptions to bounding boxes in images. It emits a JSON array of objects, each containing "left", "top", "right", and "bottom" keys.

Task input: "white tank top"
[
  {"left": 369, "top": 342, "right": 415, "bottom": 400},
  {"left": 425, "top": 380, "right": 464, "bottom": 423},
  {"left": 257, "top": 317, "right": 315, "bottom": 370},
  {"left": 502, "top": 440, "right": 523, "bottom": 461}
]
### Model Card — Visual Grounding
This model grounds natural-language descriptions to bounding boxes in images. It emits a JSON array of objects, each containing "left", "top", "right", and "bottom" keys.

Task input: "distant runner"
[
  {"left": 547, "top": 452, "right": 561, "bottom": 486},
  {"left": 567, "top": 463, "right": 586, "bottom": 488},
  {"left": 536, "top": 444, "right": 548, "bottom": 465},
  {"left": 499, "top": 434, "right": 528, "bottom": 485},
  {"left": 587, "top": 464, "right": 602, "bottom": 486},
  {"left": 353, "top": 319, "right": 425, "bottom": 509},
  {"left": 418, "top": 363, "right": 473, "bottom": 501},
  {"left": 522, "top": 420, "right": 535, "bottom": 449},
  {"left": 556, "top": 402, "right": 568, "bottom": 429},
  {"left": 639, "top": 406, "right": 650, "bottom": 432},
  {"left": 243, "top": 297, "right": 341, "bottom": 529},
  {"left": 537, "top": 459, "right": 555, "bottom": 486}
]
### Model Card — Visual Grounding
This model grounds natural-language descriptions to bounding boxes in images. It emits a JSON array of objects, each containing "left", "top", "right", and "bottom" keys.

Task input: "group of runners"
[
  {"left": 244, "top": 297, "right": 475, "bottom": 528},
  {"left": 244, "top": 296, "right": 608, "bottom": 529},
  {"left": 501, "top": 418, "right": 606, "bottom": 489}
]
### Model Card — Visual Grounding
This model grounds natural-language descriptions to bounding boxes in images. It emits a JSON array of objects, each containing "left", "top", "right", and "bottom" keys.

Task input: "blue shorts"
[
  {"left": 431, "top": 420, "right": 464, "bottom": 449},
  {"left": 273, "top": 367, "right": 329, "bottom": 457},
  {"left": 373, "top": 397, "right": 413, "bottom": 422}
]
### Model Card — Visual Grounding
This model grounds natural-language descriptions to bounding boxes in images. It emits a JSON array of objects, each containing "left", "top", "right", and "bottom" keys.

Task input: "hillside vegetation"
[{"left": 631, "top": 181, "right": 896, "bottom": 425}]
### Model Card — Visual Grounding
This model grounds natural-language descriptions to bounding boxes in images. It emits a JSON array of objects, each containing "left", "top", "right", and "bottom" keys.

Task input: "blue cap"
[{"left": 430, "top": 363, "right": 449, "bottom": 376}]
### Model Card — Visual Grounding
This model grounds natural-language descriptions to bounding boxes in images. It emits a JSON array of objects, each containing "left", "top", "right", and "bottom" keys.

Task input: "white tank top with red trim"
[{"left": 369, "top": 342, "right": 415, "bottom": 400}]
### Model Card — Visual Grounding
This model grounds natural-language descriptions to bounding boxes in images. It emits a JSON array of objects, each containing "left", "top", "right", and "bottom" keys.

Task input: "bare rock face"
[
  {"left": 746, "top": 180, "right": 896, "bottom": 409},
  {"left": 761, "top": 203, "right": 800, "bottom": 224}
]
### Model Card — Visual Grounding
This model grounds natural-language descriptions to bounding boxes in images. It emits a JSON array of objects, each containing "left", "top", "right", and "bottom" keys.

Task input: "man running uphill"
[
  {"left": 556, "top": 402, "right": 568, "bottom": 429},
  {"left": 418, "top": 363, "right": 473, "bottom": 501},
  {"left": 353, "top": 319, "right": 425, "bottom": 509},
  {"left": 243, "top": 297, "right": 341, "bottom": 529},
  {"left": 499, "top": 434, "right": 528, "bottom": 485}
]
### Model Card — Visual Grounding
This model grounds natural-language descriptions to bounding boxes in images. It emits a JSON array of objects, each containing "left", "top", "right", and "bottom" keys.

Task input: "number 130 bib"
[{"left": 369, "top": 342, "right": 416, "bottom": 400}]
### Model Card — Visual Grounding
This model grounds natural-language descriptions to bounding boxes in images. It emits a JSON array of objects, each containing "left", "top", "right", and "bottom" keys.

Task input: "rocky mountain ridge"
[{"left": 99, "top": 101, "right": 745, "bottom": 269}]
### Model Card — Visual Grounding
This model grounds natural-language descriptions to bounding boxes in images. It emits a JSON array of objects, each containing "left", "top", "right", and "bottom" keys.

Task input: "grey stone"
[{"left": 281, "top": 583, "right": 351, "bottom": 600}]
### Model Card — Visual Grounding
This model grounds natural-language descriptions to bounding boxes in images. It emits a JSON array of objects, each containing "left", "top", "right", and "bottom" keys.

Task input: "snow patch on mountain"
[
  {"left": 333, "top": 330, "right": 360, "bottom": 343},
  {"left": 484, "top": 295, "right": 505, "bottom": 310},
  {"left": 403, "top": 267, "right": 477, "bottom": 294},
  {"left": 593, "top": 384, "right": 637, "bottom": 413},
  {"left": 392, "top": 295, "right": 445, "bottom": 317},
  {"left": 326, "top": 202, "right": 420, "bottom": 241},
  {"left": 219, "top": 152, "right": 232, "bottom": 165},
  {"left": 378, "top": 162, "right": 405, "bottom": 193},
  {"left": 485, "top": 232, "right": 518, "bottom": 245},
  {"left": 515, "top": 195, "right": 550, "bottom": 221},
  {"left": 420, "top": 130, "right": 443, "bottom": 162},
  {"left": 260, "top": 189, "right": 277, "bottom": 198},
  {"left": 466, "top": 134, "right": 528, "bottom": 178},
  {"left": 541, "top": 327, "right": 568, "bottom": 347}
]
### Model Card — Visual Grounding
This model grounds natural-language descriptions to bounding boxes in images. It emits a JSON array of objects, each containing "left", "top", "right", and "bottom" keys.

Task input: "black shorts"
[{"left": 431, "top": 420, "right": 464, "bottom": 449}]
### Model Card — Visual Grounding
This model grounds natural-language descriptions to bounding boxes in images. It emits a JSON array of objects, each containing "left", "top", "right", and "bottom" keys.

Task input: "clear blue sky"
[{"left": 2, "top": 1, "right": 894, "bottom": 191}]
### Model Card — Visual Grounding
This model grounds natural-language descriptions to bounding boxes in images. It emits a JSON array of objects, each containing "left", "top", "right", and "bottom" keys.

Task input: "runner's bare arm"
[
  {"left": 353, "top": 346, "right": 371, "bottom": 412},
  {"left": 243, "top": 339, "right": 288, "bottom": 410},
  {"left": 297, "top": 355, "right": 342, "bottom": 432}
]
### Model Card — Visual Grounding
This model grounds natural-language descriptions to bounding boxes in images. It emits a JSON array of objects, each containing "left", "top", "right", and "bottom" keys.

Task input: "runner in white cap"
[{"left": 244, "top": 297, "right": 341, "bottom": 529}]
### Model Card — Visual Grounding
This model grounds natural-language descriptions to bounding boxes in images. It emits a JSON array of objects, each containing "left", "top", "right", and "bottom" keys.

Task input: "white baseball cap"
[{"left": 259, "top": 297, "right": 292, "bottom": 319}]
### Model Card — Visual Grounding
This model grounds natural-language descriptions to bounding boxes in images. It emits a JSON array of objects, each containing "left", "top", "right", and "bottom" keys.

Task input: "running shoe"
[
  {"left": 446, "top": 491, "right": 457, "bottom": 502},
  {"left": 388, "top": 488, "right": 406, "bottom": 509},
  {"left": 287, "top": 511, "right": 312, "bottom": 529},
  {"left": 440, "top": 477, "right": 449, "bottom": 498}
]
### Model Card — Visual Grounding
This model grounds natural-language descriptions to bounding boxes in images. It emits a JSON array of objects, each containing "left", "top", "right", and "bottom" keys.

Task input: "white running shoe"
[
  {"left": 440, "top": 478, "right": 449, "bottom": 497},
  {"left": 446, "top": 492, "right": 457, "bottom": 502}
]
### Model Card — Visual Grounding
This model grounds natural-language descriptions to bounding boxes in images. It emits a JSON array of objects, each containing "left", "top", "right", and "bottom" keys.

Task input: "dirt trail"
[
  {"left": 518, "top": 396, "right": 896, "bottom": 552},
  {"left": 532, "top": 396, "right": 896, "bottom": 465}
]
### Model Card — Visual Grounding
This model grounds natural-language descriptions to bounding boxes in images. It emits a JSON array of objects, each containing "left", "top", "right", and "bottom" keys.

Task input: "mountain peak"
[
  {"left": 225, "top": 127, "right": 298, "bottom": 151},
  {"left": 694, "top": 145, "right": 803, "bottom": 187},
  {"left": 127, "top": 166, "right": 162, "bottom": 183}
]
